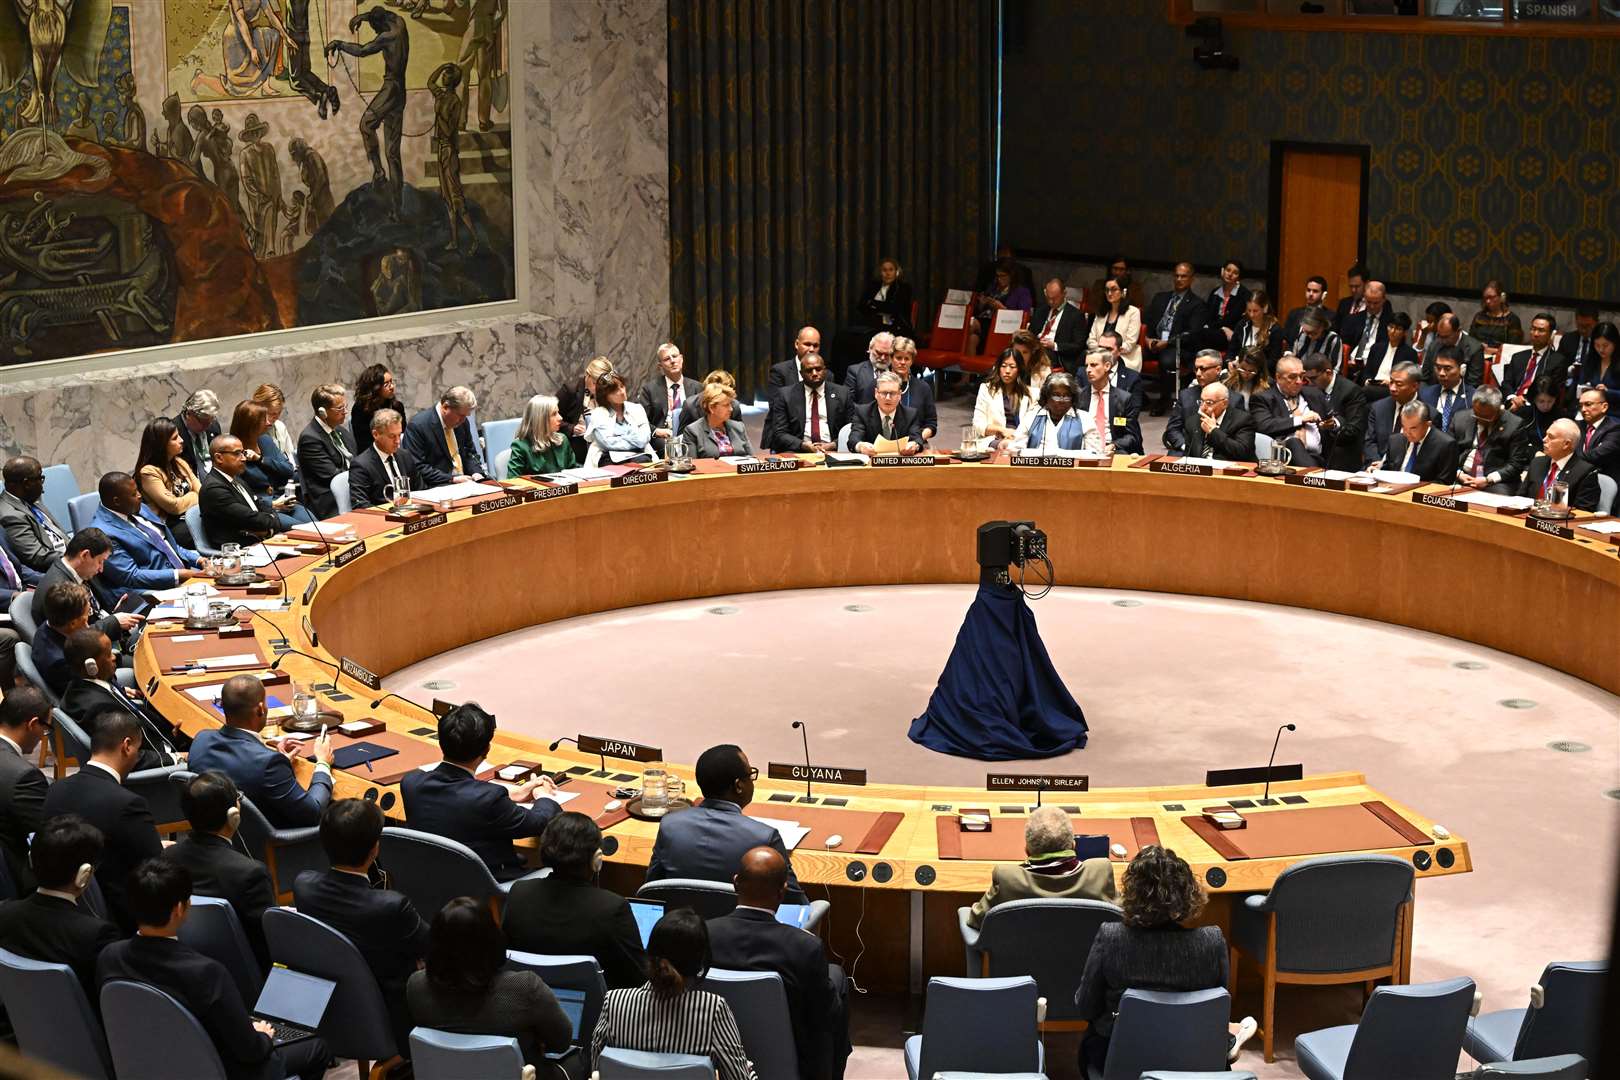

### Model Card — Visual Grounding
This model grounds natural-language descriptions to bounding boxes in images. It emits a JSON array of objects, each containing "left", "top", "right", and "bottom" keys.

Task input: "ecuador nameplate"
[
  {"left": 333, "top": 540, "right": 367, "bottom": 568},
  {"left": 339, "top": 655, "right": 383, "bottom": 692},
  {"left": 737, "top": 457, "right": 801, "bottom": 474},
  {"left": 403, "top": 511, "right": 448, "bottom": 533},
  {"left": 471, "top": 494, "right": 521, "bottom": 515},
  {"left": 870, "top": 455, "right": 936, "bottom": 467},
  {"left": 1148, "top": 460, "right": 1213, "bottom": 476},
  {"left": 1524, "top": 516, "right": 1574, "bottom": 539},
  {"left": 1010, "top": 455, "right": 1075, "bottom": 469},
  {"left": 987, "top": 772, "right": 1090, "bottom": 792},
  {"left": 768, "top": 762, "right": 868, "bottom": 786},
  {"left": 1286, "top": 472, "right": 1346, "bottom": 491},
  {"left": 1412, "top": 491, "right": 1467, "bottom": 512},
  {"left": 578, "top": 733, "right": 662, "bottom": 762},
  {"left": 611, "top": 469, "right": 668, "bottom": 488}
]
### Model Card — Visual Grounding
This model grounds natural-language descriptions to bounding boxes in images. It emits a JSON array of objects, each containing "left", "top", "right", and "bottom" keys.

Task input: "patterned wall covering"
[{"left": 1000, "top": 0, "right": 1620, "bottom": 300}]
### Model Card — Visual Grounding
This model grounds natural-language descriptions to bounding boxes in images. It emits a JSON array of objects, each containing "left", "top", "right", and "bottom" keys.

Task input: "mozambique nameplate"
[{"left": 338, "top": 656, "right": 382, "bottom": 692}]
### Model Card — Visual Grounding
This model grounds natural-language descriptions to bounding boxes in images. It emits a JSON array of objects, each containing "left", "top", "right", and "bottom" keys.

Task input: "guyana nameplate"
[
  {"left": 338, "top": 656, "right": 382, "bottom": 692},
  {"left": 1149, "top": 460, "right": 1213, "bottom": 476},
  {"left": 1412, "top": 491, "right": 1467, "bottom": 512},
  {"left": 987, "top": 772, "right": 1090, "bottom": 792},
  {"left": 737, "top": 457, "right": 800, "bottom": 474},
  {"left": 768, "top": 762, "right": 868, "bottom": 786},
  {"left": 870, "top": 455, "right": 936, "bottom": 467},
  {"left": 1286, "top": 472, "right": 1346, "bottom": 491},
  {"left": 333, "top": 540, "right": 367, "bottom": 568},
  {"left": 578, "top": 733, "right": 662, "bottom": 762},
  {"left": 403, "top": 511, "right": 448, "bottom": 534},
  {"left": 528, "top": 481, "right": 578, "bottom": 500},
  {"left": 611, "top": 469, "right": 668, "bottom": 488},
  {"left": 471, "top": 494, "right": 522, "bottom": 515},
  {"left": 1010, "top": 455, "right": 1075, "bottom": 469},
  {"left": 1524, "top": 516, "right": 1574, "bottom": 540}
]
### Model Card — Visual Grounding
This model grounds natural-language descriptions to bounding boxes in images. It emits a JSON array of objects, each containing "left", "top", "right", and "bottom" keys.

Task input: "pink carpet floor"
[{"left": 386, "top": 585, "right": 1619, "bottom": 1078}]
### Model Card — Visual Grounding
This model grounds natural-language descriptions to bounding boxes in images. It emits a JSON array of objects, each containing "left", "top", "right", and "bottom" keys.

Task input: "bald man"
[
  {"left": 768, "top": 326, "right": 824, "bottom": 392},
  {"left": 1341, "top": 280, "right": 1396, "bottom": 382},
  {"left": 707, "top": 846, "right": 849, "bottom": 1080},
  {"left": 1519, "top": 418, "right": 1601, "bottom": 511},
  {"left": 1185, "top": 382, "right": 1257, "bottom": 462},
  {"left": 197, "top": 435, "right": 284, "bottom": 548}
]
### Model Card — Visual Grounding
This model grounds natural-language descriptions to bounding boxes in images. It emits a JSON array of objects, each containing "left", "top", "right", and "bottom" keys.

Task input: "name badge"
[
  {"left": 1112, "top": 416, "right": 1127, "bottom": 427},
  {"left": 767, "top": 762, "right": 868, "bottom": 786}
]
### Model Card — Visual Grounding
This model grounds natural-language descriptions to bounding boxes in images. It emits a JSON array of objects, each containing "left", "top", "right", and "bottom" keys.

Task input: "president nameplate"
[
  {"left": 333, "top": 540, "right": 367, "bottom": 567},
  {"left": 768, "top": 763, "right": 868, "bottom": 786},
  {"left": 338, "top": 656, "right": 382, "bottom": 692},
  {"left": 528, "top": 482, "right": 578, "bottom": 500},
  {"left": 578, "top": 733, "right": 662, "bottom": 762},
  {"left": 987, "top": 773, "right": 1089, "bottom": 792}
]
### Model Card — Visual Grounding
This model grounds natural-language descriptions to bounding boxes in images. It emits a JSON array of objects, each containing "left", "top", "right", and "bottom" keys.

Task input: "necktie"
[
  {"left": 133, "top": 515, "right": 184, "bottom": 569},
  {"left": 670, "top": 382, "right": 681, "bottom": 418},
  {"left": 882, "top": 412, "right": 895, "bottom": 440},
  {"left": 384, "top": 454, "right": 403, "bottom": 491},
  {"left": 1042, "top": 308, "right": 1059, "bottom": 338},
  {"left": 1404, "top": 441, "right": 1418, "bottom": 473},
  {"left": 809, "top": 389, "right": 823, "bottom": 443},
  {"left": 444, "top": 425, "right": 463, "bottom": 473},
  {"left": 1472, "top": 428, "right": 1487, "bottom": 478},
  {"left": 331, "top": 428, "right": 351, "bottom": 462},
  {"left": 195, "top": 432, "right": 209, "bottom": 471},
  {"left": 1094, "top": 389, "right": 1108, "bottom": 444},
  {"left": 1440, "top": 392, "right": 1455, "bottom": 430},
  {"left": 30, "top": 504, "right": 63, "bottom": 544},
  {"left": 1517, "top": 352, "right": 1541, "bottom": 397},
  {"left": 0, "top": 544, "right": 19, "bottom": 591},
  {"left": 1542, "top": 460, "right": 1559, "bottom": 498},
  {"left": 1158, "top": 294, "right": 1182, "bottom": 339},
  {"left": 1585, "top": 423, "right": 1597, "bottom": 451}
]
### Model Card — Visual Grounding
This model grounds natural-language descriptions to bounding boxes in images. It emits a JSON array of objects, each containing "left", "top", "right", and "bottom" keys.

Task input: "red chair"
[
  {"left": 962, "top": 309, "right": 1030, "bottom": 374},
  {"left": 915, "top": 294, "right": 975, "bottom": 371}
]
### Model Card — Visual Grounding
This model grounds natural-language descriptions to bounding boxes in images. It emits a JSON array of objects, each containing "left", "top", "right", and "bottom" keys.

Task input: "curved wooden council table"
[{"left": 138, "top": 459, "right": 1620, "bottom": 990}]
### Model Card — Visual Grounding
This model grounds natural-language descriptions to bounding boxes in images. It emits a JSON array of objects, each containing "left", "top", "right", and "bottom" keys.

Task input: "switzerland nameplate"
[{"left": 737, "top": 457, "right": 800, "bottom": 474}]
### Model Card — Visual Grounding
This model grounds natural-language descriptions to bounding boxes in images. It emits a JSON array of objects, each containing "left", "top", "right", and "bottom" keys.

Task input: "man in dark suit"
[
  {"left": 92, "top": 473, "right": 208, "bottom": 593},
  {"left": 1417, "top": 348, "right": 1476, "bottom": 434},
  {"left": 31, "top": 529, "right": 139, "bottom": 652},
  {"left": 1381, "top": 402, "right": 1460, "bottom": 482},
  {"left": 400, "top": 703, "right": 559, "bottom": 881},
  {"left": 638, "top": 343, "right": 704, "bottom": 453},
  {"left": 294, "top": 799, "right": 429, "bottom": 1054},
  {"left": 848, "top": 372, "right": 926, "bottom": 455},
  {"left": 348, "top": 409, "right": 430, "bottom": 509},
  {"left": 98, "top": 858, "right": 330, "bottom": 1080},
  {"left": 1452, "top": 387, "right": 1537, "bottom": 494},
  {"left": 188, "top": 675, "right": 334, "bottom": 829},
  {"left": 1576, "top": 387, "right": 1620, "bottom": 484},
  {"left": 41, "top": 710, "right": 161, "bottom": 931},
  {"left": 1164, "top": 351, "right": 1227, "bottom": 453},
  {"left": 0, "top": 687, "right": 51, "bottom": 894},
  {"left": 62, "top": 629, "right": 181, "bottom": 772},
  {"left": 402, "top": 386, "right": 482, "bottom": 486},
  {"left": 296, "top": 384, "right": 357, "bottom": 519},
  {"left": 1183, "top": 383, "right": 1257, "bottom": 462},
  {"left": 1363, "top": 363, "right": 1425, "bottom": 467},
  {"left": 767, "top": 326, "right": 824, "bottom": 393},
  {"left": 200, "top": 436, "right": 286, "bottom": 548},
  {"left": 503, "top": 812, "right": 647, "bottom": 989},
  {"left": 0, "top": 455, "right": 71, "bottom": 573},
  {"left": 1030, "top": 278, "right": 1089, "bottom": 371},
  {"left": 1503, "top": 313, "right": 1571, "bottom": 415},
  {"left": 1558, "top": 304, "right": 1600, "bottom": 372},
  {"left": 1332, "top": 263, "right": 1370, "bottom": 331},
  {"left": 891, "top": 344, "right": 938, "bottom": 442},
  {"left": 1249, "top": 356, "right": 1333, "bottom": 467},
  {"left": 761, "top": 352, "right": 850, "bottom": 454},
  {"left": 842, "top": 332, "right": 896, "bottom": 406},
  {"left": 1075, "top": 352, "right": 1143, "bottom": 454},
  {"left": 1094, "top": 331, "right": 1146, "bottom": 413},
  {"left": 33, "top": 582, "right": 94, "bottom": 697},
  {"left": 646, "top": 744, "right": 806, "bottom": 902},
  {"left": 173, "top": 389, "right": 224, "bottom": 480},
  {"left": 1304, "top": 355, "right": 1371, "bottom": 473},
  {"left": 1419, "top": 313, "right": 1486, "bottom": 387},
  {"left": 0, "top": 537, "right": 33, "bottom": 690},
  {"left": 0, "top": 815, "right": 121, "bottom": 1000},
  {"left": 1519, "top": 419, "right": 1602, "bottom": 511},
  {"left": 1141, "top": 263, "right": 1210, "bottom": 415},
  {"left": 163, "top": 771, "right": 275, "bottom": 969},
  {"left": 1204, "top": 260, "right": 1251, "bottom": 352},
  {"left": 708, "top": 846, "right": 850, "bottom": 1080},
  {"left": 1340, "top": 283, "right": 1400, "bottom": 387},
  {"left": 1281, "top": 276, "right": 1329, "bottom": 345}
]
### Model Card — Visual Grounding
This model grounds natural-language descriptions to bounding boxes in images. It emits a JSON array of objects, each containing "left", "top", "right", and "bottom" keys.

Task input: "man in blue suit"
[
  {"left": 91, "top": 472, "right": 209, "bottom": 593},
  {"left": 1416, "top": 348, "right": 1474, "bottom": 435},
  {"left": 188, "top": 675, "right": 334, "bottom": 828},
  {"left": 646, "top": 744, "right": 806, "bottom": 902},
  {"left": 401, "top": 385, "right": 483, "bottom": 487},
  {"left": 400, "top": 702, "right": 559, "bottom": 881}
]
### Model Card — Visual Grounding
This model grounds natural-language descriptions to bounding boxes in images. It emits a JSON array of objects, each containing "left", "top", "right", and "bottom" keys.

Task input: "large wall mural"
[{"left": 0, "top": 0, "right": 516, "bottom": 366}]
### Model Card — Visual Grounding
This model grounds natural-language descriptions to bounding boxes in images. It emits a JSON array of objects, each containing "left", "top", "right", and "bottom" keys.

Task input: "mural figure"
[
  {"left": 224, "top": 0, "right": 288, "bottom": 97},
  {"left": 201, "top": 108, "right": 245, "bottom": 218},
  {"left": 0, "top": 0, "right": 113, "bottom": 126},
  {"left": 152, "top": 91, "right": 193, "bottom": 163},
  {"left": 456, "top": 0, "right": 505, "bottom": 132},
  {"left": 370, "top": 246, "right": 419, "bottom": 314},
  {"left": 109, "top": 70, "right": 144, "bottom": 149},
  {"left": 64, "top": 93, "right": 96, "bottom": 140},
  {"left": 325, "top": 6, "right": 409, "bottom": 214},
  {"left": 428, "top": 62, "right": 475, "bottom": 253},
  {"left": 281, "top": 0, "right": 339, "bottom": 117},
  {"left": 282, "top": 189, "right": 304, "bottom": 249},
  {"left": 238, "top": 112, "right": 282, "bottom": 257},
  {"left": 287, "top": 136, "right": 333, "bottom": 232},
  {"left": 184, "top": 102, "right": 210, "bottom": 175}
]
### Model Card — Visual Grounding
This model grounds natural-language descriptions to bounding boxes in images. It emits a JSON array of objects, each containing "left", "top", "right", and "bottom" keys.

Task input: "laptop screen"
[
  {"left": 254, "top": 966, "right": 336, "bottom": 1028},
  {"left": 628, "top": 898, "right": 665, "bottom": 948},
  {"left": 554, "top": 986, "right": 587, "bottom": 1040}
]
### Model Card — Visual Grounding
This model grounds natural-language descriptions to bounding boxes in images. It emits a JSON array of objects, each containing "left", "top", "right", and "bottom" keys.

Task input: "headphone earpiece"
[
  {"left": 83, "top": 657, "right": 98, "bottom": 677},
  {"left": 74, "top": 863, "right": 93, "bottom": 891},
  {"left": 591, "top": 850, "right": 605, "bottom": 874},
  {"left": 316, "top": 406, "right": 328, "bottom": 420},
  {"left": 226, "top": 804, "right": 242, "bottom": 832}
]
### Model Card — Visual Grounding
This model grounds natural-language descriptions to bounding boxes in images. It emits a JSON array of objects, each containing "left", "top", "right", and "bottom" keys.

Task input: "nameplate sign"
[
  {"left": 578, "top": 733, "right": 662, "bottom": 762},
  {"left": 403, "top": 511, "right": 448, "bottom": 534},
  {"left": 870, "top": 455, "right": 936, "bottom": 467},
  {"left": 1286, "top": 472, "right": 1346, "bottom": 491},
  {"left": 1010, "top": 455, "right": 1075, "bottom": 469},
  {"left": 987, "top": 772, "right": 1090, "bottom": 792},
  {"left": 524, "top": 482, "right": 576, "bottom": 501},
  {"left": 472, "top": 494, "right": 522, "bottom": 515},
  {"left": 1524, "top": 516, "right": 1574, "bottom": 540},
  {"left": 338, "top": 655, "right": 382, "bottom": 692},
  {"left": 1412, "top": 491, "right": 1467, "bottom": 513},
  {"left": 611, "top": 469, "right": 668, "bottom": 488},
  {"left": 333, "top": 540, "right": 367, "bottom": 568},
  {"left": 737, "top": 457, "right": 800, "bottom": 474},
  {"left": 301, "top": 614, "right": 317, "bottom": 648},
  {"left": 302, "top": 577, "right": 318, "bottom": 605},
  {"left": 1148, "top": 460, "right": 1213, "bottom": 476},
  {"left": 768, "top": 762, "right": 868, "bottom": 786}
]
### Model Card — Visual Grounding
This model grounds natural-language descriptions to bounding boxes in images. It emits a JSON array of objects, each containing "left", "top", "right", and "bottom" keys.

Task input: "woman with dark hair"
[
  {"left": 1011, "top": 330, "right": 1053, "bottom": 395},
  {"left": 584, "top": 372, "right": 654, "bottom": 468},
  {"left": 406, "top": 897, "right": 573, "bottom": 1070},
  {"left": 351, "top": 364, "right": 403, "bottom": 456},
  {"left": 503, "top": 812, "right": 648, "bottom": 989},
  {"left": 971, "top": 348, "right": 1036, "bottom": 445},
  {"left": 1413, "top": 300, "right": 1453, "bottom": 353},
  {"left": 231, "top": 401, "right": 313, "bottom": 528},
  {"left": 1086, "top": 277, "right": 1143, "bottom": 371},
  {"left": 832, "top": 257, "right": 917, "bottom": 371},
  {"left": 1579, "top": 321, "right": 1620, "bottom": 409},
  {"left": 966, "top": 259, "right": 1034, "bottom": 357},
  {"left": 1526, "top": 375, "right": 1565, "bottom": 441},
  {"left": 591, "top": 908, "right": 755, "bottom": 1080},
  {"left": 1074, "top": 846, "right": 1254, "bottom": 1072},
  {"left": 1226, "top": 290, "right": 1284, "bottom": 374},
  {"left": 134, "top": 417, "right": 201, "bottom": 547}
]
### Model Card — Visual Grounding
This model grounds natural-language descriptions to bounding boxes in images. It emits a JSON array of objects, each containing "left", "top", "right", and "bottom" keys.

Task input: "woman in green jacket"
[{"left": 507, "top": 394, "right": 577, "bottom": 476}]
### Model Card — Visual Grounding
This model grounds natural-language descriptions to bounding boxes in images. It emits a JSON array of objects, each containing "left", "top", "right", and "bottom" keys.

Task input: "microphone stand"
[
  {"left": 548, "top": 736, "right": 608, "bottom": 776},
  {"left": 369, "top": 691, "right": 437, "bottom": 718},
  {"left": 227, "top": 605, "right": 290, "bottom": 648},
  {"left": 1260, "top": 722, "right": 1296, "bottom": 806},
  {"left": 249, "top": 545, "right": 290, "bottom": 605},
  {"left": 790, "top": 720, "right": 812, "bottom": 801},
  {"left": 304, "top": 519, "right": 337, "bottom": 569},
  {"left": 269, "top": 646, "right": 357, "bottom": 696}
]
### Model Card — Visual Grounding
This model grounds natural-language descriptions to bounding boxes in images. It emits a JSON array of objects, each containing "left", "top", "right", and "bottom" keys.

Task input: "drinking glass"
[
  {"left": 641, "top": 767, "right": 668, "bottom": 811},
  {"left": 666, "top": 777, "right": 686, "bottom": 805},
  {"left": 292, "top": 688, "right": 317, "bottom": 726}
]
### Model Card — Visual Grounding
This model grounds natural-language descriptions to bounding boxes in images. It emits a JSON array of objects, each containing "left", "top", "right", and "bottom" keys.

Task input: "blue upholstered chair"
[
  {"left": 905, "top": 976, "right": 1043, "bottom": 1080},
  {"left": 0, "top": 947, "right": 112, "bottom": 1078},
  {"left": 1464, "top": 961, "right": 1606, "bottom": 1068},
  {"left": 177, "top": 895, "right": 263, "bottom": 1007},
  {"left": 596, "top": 1047, "right": 716, "bottom": 1078},
  {"left": 701, "top": 968, "right": 798, "bottom": 1079},
  {"left": 1294, "top": 976, "right": 1475, "bottom": 1080},
  {"left": 1092, "top": 988, "right": 1231, "bottom": 1080},
  {"left": 100, "top": 979, "right": 227, "bottom": 1080},
  {"left": 957, "top": 897, "right": 1122, "bottom": 1030},
  {"left": 263, "top": 907, "right": 398, "bottom": 1074},
  {"left": 409, "top": 1028, "right": 526, "bottom": 1079}
]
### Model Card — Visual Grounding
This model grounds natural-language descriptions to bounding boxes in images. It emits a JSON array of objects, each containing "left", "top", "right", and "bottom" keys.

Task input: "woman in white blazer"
[
  {"left": 972, "top": 348, "right": 1039, "bottom": 446},
  {"left": 584, "top": 372, "right": 655, "bottom": 467},
  {"left": 1087, "top": 277, "right": 1142, "bottom": 371}
]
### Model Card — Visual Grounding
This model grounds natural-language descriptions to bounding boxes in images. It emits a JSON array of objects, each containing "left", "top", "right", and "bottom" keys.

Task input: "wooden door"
[{"left": 1270, "top": 145, "right": 1367, "bottom": 318}]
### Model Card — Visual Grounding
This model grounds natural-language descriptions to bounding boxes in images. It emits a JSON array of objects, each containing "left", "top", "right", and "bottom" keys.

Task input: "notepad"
[
  {"left": 412, "top": 481, "right": 502, "bottom": 503},
  {"left": 1455, "top": 492, "right": 1535, "bottom": 510},
  {"left": 200, "top": 654, "right": 261, "bottom": 669},
  {"left": 333, "top": 743, "right": 400, "bottom": 770}
]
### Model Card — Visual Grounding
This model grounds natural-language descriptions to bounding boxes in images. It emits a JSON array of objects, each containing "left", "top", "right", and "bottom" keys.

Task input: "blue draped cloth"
[{"left": 908, "top": 581, "right": 1088, "bottom": 760}]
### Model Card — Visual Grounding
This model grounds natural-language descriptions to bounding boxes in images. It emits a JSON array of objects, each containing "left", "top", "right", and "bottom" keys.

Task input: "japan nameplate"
[
  {"left": 578, "top": 733, "right": 662, "bottom": 762},
  {"left": 767, "top": 762, "right": 868, "bottom": 786}
]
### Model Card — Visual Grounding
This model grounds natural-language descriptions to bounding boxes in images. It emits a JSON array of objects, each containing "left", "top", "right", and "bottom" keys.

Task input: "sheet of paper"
[
  {"left": 747, "top": 815, "right": 811, "bottom": 851},
  {"left": 169, "top": 634, "right": 205, "bottom": 644},
  {"left": 1320, "top": 470, "right": 1362, "bottom": 481},
  {"left": 1579, "top": 519, "right": 1620, "bottom": 534},
  {"left": 184, "top": 685, "right": 222, "bottom": 702},
  {"left": 540, "top": 467, "right": 615, "bottom": 483},
  {"left": 1455, "top": 492, "right": 1535, "bottom": 510},
  {"left": 200, "top": 654, "right": 261, "bottom": 668},
  {"left": 535, "top": 790, "right": 580, "bottom": 807},
  {"left": 238, "top": 544, "right": 302, "bottom": 568},
  {"left": 718, "top": 455, "right": 756, "bottom": 465},
  {"left": 936, "top": 303, "right": 967, "bottom": 330},
  {"left": 943, "top": 289, "right": 971, "bottom": 306},
  {"left": 412, "top": 481, "right": 503, "bottom": 503},
  {"left": 872, "top": 437, "right": 908, "bottom": 455},
  {"left": 149, "top": 584, "right": 219, "bottom": 602},
  {"left": 150, "top": 605, "right": 186, "bottom": 619},
  {"left": 992, "top": 308, "right": 1025, "bottom": 334},
  {"left": 1372, "top": 470, "right": 1421, "bottom": 485},
  {"left": 286, "top": 523, "right": 356, "bottom": 543},
  {"left": 1178, "top": 457, "right": 1233, "bottom": 469},
  {"left": 1490, "top": 361, "right": 1508, "bottom": 385}
]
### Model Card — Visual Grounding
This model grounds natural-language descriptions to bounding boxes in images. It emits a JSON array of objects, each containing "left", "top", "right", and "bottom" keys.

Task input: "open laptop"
[
  {"left": 628, "top": 897, "right": 665, "bottom": 947},
  {"left": 554, "top": 986, "right": 588, "bottom": 1043},
  {"left": 252, "top": 966, "right": 336, "bottom": 1047}
]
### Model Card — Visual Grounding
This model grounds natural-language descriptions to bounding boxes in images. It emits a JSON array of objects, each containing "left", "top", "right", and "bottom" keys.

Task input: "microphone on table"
[
  {"left": 548, "top": 736, "right": 608, "bottom": 776},
  {"left": 303, "top": 519, "right": 338, "bottom": 569},
  {"left": 227, "top": 605, "right": 291, "bottom": 647},
  {"left": 791, "top": 720, "right": 812, "bottom": 801},
  {"left": 1260, "top": 723, "right": 1296, "bottom": 806},
  {"left": 268, "top": 646, "right": 355, "bottom": 693},
  {"left": 370, "top": 692, "right": 437, "bottom": 718}
]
